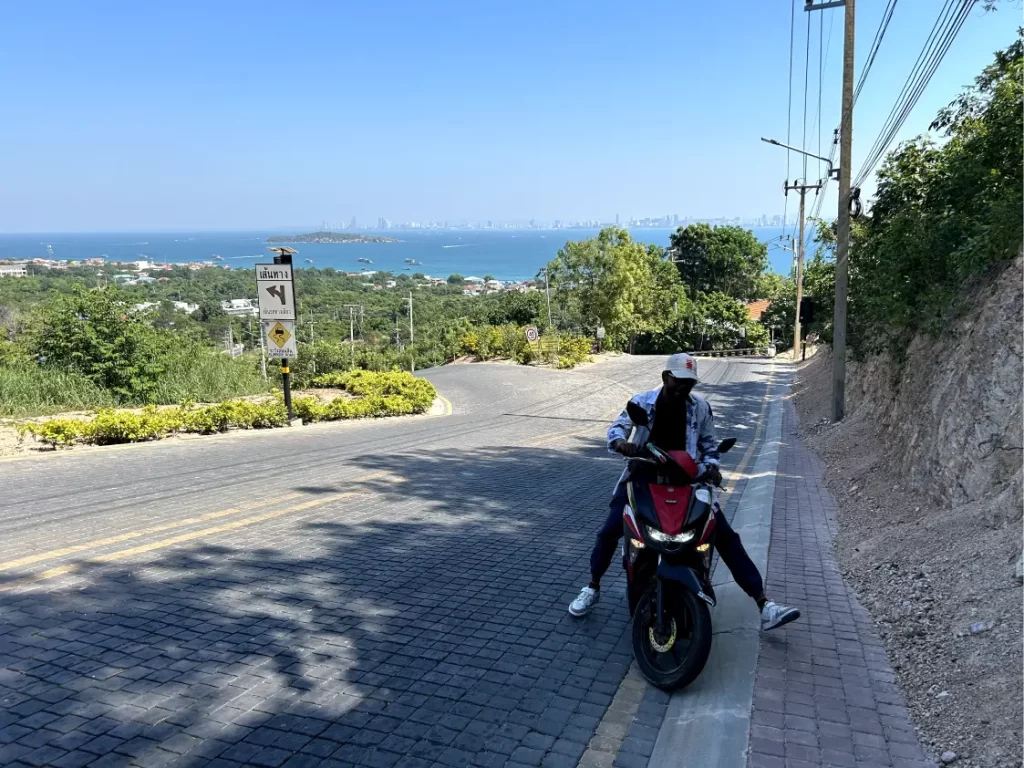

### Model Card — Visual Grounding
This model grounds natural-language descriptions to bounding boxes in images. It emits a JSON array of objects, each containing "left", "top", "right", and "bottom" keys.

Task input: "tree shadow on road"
[{"left": 0, "top": 439, "right": 642, "bottom": 768}]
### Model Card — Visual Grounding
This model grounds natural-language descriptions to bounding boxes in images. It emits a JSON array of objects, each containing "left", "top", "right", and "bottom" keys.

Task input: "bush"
[
  {"left": 17, "top": 370, "right": 439, "bottom": 449},
  {"left": 310, "top": 370, "right": 437, "bottom": 412},
  {"left": 20, "top": 398, "right": 289, "bottom": 449},
  {"left": 556, "top": 335, "right": 592, "bottom": 369},
  {"left": 458, "top": 331, "right": 479, "bottom": 357},
  {"left": 25, "top": 287, "right": 171, "bottom": 400}
]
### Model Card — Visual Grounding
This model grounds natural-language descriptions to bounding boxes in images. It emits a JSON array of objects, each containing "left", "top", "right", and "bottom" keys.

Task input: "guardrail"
[{"left": 688, "top": 347, "right": 776, "bottom": 358}]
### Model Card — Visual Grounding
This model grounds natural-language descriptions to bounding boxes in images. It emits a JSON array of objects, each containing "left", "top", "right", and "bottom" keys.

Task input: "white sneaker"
[
  {"left": 568, "top": 586, "right": 600, "bottom": 617},
  {"left": 761, "top": 600, "right": 800, "bottom": 631}
]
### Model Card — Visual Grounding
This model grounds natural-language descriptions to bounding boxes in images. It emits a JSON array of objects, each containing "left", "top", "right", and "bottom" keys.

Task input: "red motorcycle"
[{"left": 621, "top": 400, "right": 736, "bottom": 690}]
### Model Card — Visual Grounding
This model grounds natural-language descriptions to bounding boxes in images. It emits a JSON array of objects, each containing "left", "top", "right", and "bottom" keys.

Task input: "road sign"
[
  {"left": 596, "top": 326, "right": 606, "bottom": 340},
  {"left": 524, "top": 326, "right": 539, "bottom": 343},
  {"left": 255, "top": 263, "right": 296, "bottom": 321},
  {"left": 263, "top": 320, "right": 298, "bottom": 359},
  {"left": 538, "top": 336, "right": 559, "bottom": 355}
]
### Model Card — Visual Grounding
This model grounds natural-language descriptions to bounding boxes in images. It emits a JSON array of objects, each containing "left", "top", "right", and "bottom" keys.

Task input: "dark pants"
[{"left": 590, "top": 482, "right": 764, "bottom": 601}]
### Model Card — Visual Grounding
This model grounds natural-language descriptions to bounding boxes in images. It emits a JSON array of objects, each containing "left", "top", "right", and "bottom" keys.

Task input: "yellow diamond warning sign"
[
  {"left": 262, "top": 320, "right": 298, "bottom": 359},
  {"left": 268, "top": 322, "right": 291, "bottom": 348}
]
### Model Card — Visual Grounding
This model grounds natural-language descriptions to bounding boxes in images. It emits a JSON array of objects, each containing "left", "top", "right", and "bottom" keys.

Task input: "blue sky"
[{"left": 0, "top": 1, "right": 1017, "bottom": 232}]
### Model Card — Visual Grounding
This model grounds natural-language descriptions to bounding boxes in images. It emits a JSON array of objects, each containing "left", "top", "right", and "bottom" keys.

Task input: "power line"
[
  {"left": 854, "top": 0, "right": 900, "bottom": 107},
  {"left": 783, "top": 0, "right": 797, "bottom": 233},
  {"left": 854, "top": 0, "right": 973, "bottom": 187},
  {"left": 808, "top": 0, "right": 900, "bottom": 222},
  {"left": 817, "top": 10, "right": 824, "bottom": 179},
  {"left": 802, "top": 10, "right": 812, "bottom": 181}
]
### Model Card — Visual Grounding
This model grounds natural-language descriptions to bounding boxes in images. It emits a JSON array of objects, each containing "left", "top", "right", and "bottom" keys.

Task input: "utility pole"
[
  {"left": 307, "top": 309, "right": 318, "bottom": 373},
  {"left": 542, "top": 268, "right": 553, "bottom": 329},
  {"left": 833, "top": 0, "right": 855, "bottom": 422},
  {"left": 407, "top": 292, "right": 415, "bottom": 373},
  {"left": 258, "top": 319, "right": 268, "bottom": 379},
  {"left": 785, "top": 180, "right": 823, "bottom": 360},
  {"left": 349, "top": 306, "right": 355, "bottom": 370},
  {"left": 803, "top": 0, "right": 854, "bottom": 419}
]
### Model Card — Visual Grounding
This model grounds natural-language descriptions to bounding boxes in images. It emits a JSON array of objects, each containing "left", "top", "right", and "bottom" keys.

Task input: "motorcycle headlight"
[
  {"left": 645, "top": 525, "right": 695, "bottom": 544},
  {"left": 695, "top": 488, "right": 711, "bottom": 504}
]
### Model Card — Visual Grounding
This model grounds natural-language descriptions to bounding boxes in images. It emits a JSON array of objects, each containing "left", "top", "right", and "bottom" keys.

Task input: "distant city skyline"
[{"left": 322, "top": 213, "right": 797, "bottom": 233}]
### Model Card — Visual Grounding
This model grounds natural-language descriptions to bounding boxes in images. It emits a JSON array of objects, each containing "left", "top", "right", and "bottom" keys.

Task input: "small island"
[{"left": 267, "top": 231, "right": 400, "bottom": 244}]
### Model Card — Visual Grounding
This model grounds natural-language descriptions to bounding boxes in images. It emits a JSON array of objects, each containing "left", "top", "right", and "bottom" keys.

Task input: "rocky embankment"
[{"left": 793, "top": 257, "right": 1023, "bottom": 768}]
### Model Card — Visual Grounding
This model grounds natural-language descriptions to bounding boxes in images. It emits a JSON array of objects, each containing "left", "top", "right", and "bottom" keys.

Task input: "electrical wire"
[
  {"left": 808, "top": 0, "right": 900, "bottom": 221},
  {"left": 854, "top": 0, "right": 974, "bottom": 187},
  {"left": 802, "top": 11, "right": 812, "bottom": 182},
  {"left": 854, "top": 0, "right": 900, "bottom": 107},
  {"left": 782, "top": 0, "right": 797, "bottom": 233},
  {"left": 817, "top": 11, "right": 824, "bottom": 180}
]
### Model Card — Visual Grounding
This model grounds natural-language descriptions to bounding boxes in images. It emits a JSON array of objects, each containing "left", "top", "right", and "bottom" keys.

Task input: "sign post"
[
  {"left": 259, "top": 248, "right": 298, "bottom": 420},
  {"left": 596, "top": 325, "right": 606, "bottom": 353}
]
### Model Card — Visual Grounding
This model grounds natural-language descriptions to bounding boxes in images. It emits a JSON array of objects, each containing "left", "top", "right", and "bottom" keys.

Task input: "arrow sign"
[{"left": 255, "top": 263, "right": 296, "bottom": 320}]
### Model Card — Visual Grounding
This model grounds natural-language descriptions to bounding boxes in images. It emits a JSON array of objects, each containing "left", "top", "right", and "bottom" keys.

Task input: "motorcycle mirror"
[
  {"left": 718, "top": 437, "right": 737, "bottom": 454},
  {"left": 626, "top": 401, "right": 649, "bottom": 427}
]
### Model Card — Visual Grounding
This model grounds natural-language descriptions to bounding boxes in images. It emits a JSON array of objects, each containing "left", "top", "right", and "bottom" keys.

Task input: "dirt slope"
[{"left": 793, "top": 257, "right": 1023, "bottom": 768}]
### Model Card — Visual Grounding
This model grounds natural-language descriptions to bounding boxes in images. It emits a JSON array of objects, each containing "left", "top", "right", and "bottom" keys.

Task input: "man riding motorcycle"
[{"left": 568, "top": 352, "right": 799, "bottom": 632}]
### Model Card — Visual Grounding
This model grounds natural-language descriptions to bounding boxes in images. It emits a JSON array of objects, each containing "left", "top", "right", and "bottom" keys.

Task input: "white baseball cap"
[{"left": 665, "top": 352, "right": 698, "bottom": 381}]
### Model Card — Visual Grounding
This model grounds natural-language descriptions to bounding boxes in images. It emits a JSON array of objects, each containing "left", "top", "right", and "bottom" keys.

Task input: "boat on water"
[
  {"left": 213, "top": 254, "right": 224, "bottom": 261},
  {"left": 304, "top": 258, "right": 314, "bottom": 264},
  {"left": 357, "top": 258, "right": 373, "bottom": 264},
  {"left": 403, "top": 267, "right": 411, "bottom": 271}
]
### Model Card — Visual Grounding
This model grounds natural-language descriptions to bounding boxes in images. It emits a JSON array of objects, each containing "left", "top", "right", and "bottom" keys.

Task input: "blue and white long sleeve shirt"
[{"left": 606, "top": 388, "right": 720, "bottom": 490}]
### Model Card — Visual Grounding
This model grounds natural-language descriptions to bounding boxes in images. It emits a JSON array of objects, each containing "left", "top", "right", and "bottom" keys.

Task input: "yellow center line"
[
  {"left": 0, "top": 492, "right": 304, "bottom": 572},
  {"left": 0, "top": 470, "right": 392, "bottom": 576},
  {"left": 0, "top": 481, "right": 388, "bottom": 593}
]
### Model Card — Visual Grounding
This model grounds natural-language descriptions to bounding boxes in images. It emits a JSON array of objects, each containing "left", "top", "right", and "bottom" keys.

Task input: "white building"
[
  {"left": 221, "top": 299, "right": 258, "bottom": 316},
  {"left": 0, "top": 262, "right": 28, "bottom": 278},
  {"left": 173, "top": 301, "right": 199, "bottom": 314}
]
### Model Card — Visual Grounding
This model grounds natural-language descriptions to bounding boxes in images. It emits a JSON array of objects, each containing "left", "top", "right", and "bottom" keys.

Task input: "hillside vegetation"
[{"left": 795, "top": 34, "right": 1022, "bottom": 768}]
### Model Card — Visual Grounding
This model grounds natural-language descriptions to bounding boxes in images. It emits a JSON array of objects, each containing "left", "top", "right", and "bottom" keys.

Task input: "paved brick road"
[
  {"left": 1, "top": 355, "right": 900, "bottom": 768},
  {"left": 746, "top": 401, "right": 933, "bottom": 768}
]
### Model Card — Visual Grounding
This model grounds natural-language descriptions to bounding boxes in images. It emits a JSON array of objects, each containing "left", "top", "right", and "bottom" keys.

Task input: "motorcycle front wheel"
[{"left": 632, "top": 583, "right": 712, "bottom": 691}]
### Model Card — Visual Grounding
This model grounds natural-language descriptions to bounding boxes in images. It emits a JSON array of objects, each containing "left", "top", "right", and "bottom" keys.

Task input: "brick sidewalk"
[{"left": 747, "top": 402, "right": 934, "bottom": 768}]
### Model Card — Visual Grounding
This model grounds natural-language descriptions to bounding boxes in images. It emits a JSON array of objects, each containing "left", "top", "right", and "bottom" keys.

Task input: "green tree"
[
  {"left": 847, "top": 33, "right": 1022, "bottom": 355},
  {"left": 693, "top": 292, "right": 751, "bottom": 350},
  {"left": 669, "top": 224, "right": 769, "bottom": 301},
  {"left": 759, "top": 279, "right": 797, "bottom": 346},
  {"left": 545, "top": 228, "right": 685, "bottom": 350},
  {"left": 447, "top": 273, "right": 465, "bottom": 286},
  {"left": 26, "top": 287, "right": 171, "bottom": 400}
]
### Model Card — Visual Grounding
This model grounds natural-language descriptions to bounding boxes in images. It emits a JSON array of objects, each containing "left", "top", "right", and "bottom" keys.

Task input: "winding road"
[{"left": 0, "top": 355, "right": 930, "bottom": 768}]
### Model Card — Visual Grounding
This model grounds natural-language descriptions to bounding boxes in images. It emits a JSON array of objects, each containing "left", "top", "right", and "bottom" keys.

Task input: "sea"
[{"left": 0, "top": 227, "right": 811, "bottom": 281}]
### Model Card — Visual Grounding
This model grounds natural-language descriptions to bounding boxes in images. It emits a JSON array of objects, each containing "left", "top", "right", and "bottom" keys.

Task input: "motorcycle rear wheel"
[{"left": 632, "top": 584, "right": 712, "bottom": 691}]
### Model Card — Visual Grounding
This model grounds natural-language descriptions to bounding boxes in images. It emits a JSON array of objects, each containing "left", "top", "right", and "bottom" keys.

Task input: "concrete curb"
[{"left": 647, "top": 373, "right": 785, "bottom": 768}]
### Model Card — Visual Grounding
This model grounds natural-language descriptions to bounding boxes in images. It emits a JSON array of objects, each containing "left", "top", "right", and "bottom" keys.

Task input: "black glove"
[
  {"left": 703, "top": 466, "right": 723, "bottom": 486},
  {"left": 612, "top": 439, "right": 643, "bottom": 458}
]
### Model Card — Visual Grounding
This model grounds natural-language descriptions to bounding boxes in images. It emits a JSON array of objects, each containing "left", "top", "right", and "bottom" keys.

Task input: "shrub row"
[
  {"left": 18, "top": 401, "right": 290, "bottom": 449},
  {"left": 19, "top": 373, "right": 438, "bottom": 450},
  {"left": 309, "top": 370, "right": 437, "bottom": 410},
  {"left": 456, "top": 326, "right": 592, "bottom": 369}
]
